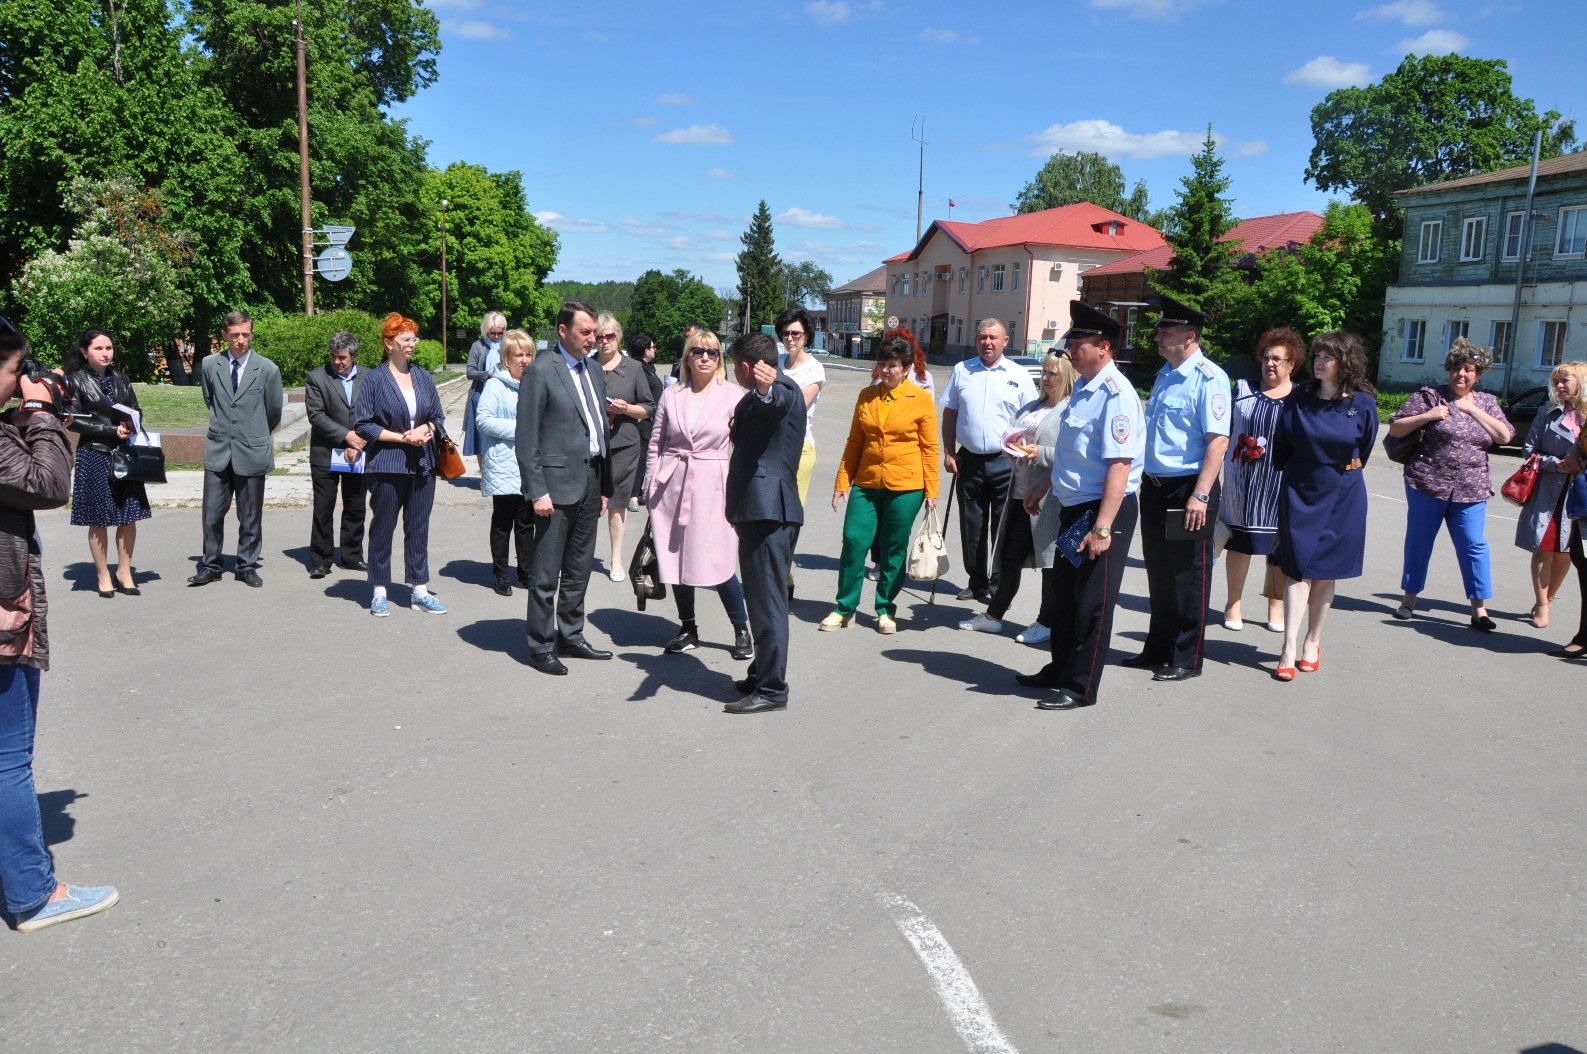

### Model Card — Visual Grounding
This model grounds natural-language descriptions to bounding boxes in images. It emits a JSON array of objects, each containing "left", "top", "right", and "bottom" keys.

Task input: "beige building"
[
  {"left": 824, "top": 265, "right": 888, "bottom": 357},
  {"left": 883, "top": 203, "right": 1165, "bottom": 360}
]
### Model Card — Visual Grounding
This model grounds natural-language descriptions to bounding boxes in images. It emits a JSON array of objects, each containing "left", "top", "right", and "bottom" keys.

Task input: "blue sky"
[{"left": 394, "top": 0, "right": 1584, "bottom": 293}]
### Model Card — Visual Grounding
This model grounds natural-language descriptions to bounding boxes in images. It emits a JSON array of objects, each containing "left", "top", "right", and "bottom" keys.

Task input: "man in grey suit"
[
  {"left": 516, "top": 300, "right": 614, "bottom": 675},
  {"left": 189, "top": 310, "right": 284, "bottom": 588},
  {"left": 725, "top": 331, "right": 807, "bottom": 714},
  {"left": 303, "top": 332, "right": 367, "bottom": 578}
]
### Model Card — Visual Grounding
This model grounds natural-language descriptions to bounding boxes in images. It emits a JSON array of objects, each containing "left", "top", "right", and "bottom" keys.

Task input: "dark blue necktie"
[
  {"left": 231, "top": 357, "right": 241, "bottom": 392},
  {"left": 574, "top": 360, "right": 607, "bottom": 457}
]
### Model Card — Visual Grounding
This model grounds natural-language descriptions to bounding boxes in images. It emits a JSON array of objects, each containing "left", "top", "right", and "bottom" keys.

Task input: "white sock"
[
  {"left": 373, "top": 585, "right": 387, "bottom": 600},
  {"left": 412, "top": 584, "right": 429, "bottom": 599}
]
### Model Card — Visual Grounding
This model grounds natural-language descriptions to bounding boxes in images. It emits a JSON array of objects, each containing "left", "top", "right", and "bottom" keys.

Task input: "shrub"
[
  {"left": 251, "top": 310, "right": 383, "bottom": 386},
  {"left": 414, "top": 338, "right": 444, "bottom": 373}
]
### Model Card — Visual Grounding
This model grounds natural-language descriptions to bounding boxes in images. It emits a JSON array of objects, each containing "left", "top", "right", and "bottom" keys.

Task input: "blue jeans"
[
  {"left": 674, "top": 577, "right": 748, "bottom": 625},
  {"left": 0, "top": 664, "right": 54, "bottom": 915},
  {"left": 1401, "top": 484, "right": 1492, "bottom": 600}
]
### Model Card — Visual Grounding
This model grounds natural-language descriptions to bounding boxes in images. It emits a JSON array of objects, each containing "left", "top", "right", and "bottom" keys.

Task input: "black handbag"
[
  {"left": 1384, "top": 387, "right": 1441, "bottom": 465},
  {"left": 110, "top": 434, "right": 166, "bottom": 484},
  {"left": 627, "top": 520, "right": 666, "bottom": 610}
]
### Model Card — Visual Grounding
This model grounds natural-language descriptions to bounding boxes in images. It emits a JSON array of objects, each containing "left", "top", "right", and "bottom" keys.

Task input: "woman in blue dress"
[{"left": 1270, "top": 331, "right": 1379, "bottom": 681}]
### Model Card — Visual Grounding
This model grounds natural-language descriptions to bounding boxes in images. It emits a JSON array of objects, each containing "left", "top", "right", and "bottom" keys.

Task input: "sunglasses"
[
  {"left": 689, "top": 348, "right": 721, "bottom": 359},
  {"left": 595, "top": 333, "right": 619, "bottom": 341},
  {"left": 779, "top": 330, "right": 806, "bottom": 340}
]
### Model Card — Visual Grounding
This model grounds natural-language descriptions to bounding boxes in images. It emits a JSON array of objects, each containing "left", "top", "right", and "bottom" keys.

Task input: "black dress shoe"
[
  {"left": 1153, "top": 666, "right": 1201, "bottom": 682},
  {"left": 517, "top": 570, "right": 531, "bottom": 588},
  {"left": 340, "top": 558, "right": 368, "bottom": 572},
  {"left": 96, "top": 588, "right": 115, "bottom": 598},
  {"left": 1120, "top": 652, "right": 1167, "bottom": 670},
  {"left": 557, "top": 639, "right": 613, "bottom": 660},
  {"left": 236, "top": 570, "right": 263, "bottom": 588},
  {"left": 308, "top": 565, "right": 330, "bottom": 580},
  {"left": 528, "top": 652, "right": 568, "bottom": 676},
  {"left": 1015, "top": 669, "right": 1061, "bottom": 688},
  {"left": 1037, "top": 689, "right": 1094, "bottom": 711},
  {"left": 493, "top": 578, "right": 513, "bottom": 597},
  {"left": 1470, "top": 613, "right": 1496, "bottom": 632},
  {"left": 724, "top": 695, "right": 787, "bottom": 714},
  {"left": 187, "top": 569, "right": 222, "bottom": 587}
]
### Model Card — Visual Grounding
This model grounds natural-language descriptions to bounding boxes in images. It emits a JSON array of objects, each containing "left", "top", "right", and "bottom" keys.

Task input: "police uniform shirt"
[
  {"left": 1051, "top": 358, "right": 1145, "bottom": 505},
  {"left": 1143, "top": 349, "right": 1231, "bottom": 477},
  {"left": 938, "top": 356, "right": 1038, "bottom": 455}
]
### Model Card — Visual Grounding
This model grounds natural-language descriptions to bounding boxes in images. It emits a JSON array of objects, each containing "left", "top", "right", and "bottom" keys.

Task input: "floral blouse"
[{"left": 1392, "top": 384, "right": 1511, "bottom": 503}]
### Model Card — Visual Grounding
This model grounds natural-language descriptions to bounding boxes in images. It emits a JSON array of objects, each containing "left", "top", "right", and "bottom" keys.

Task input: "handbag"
[
  {"left": 1500, "top": 454, "right": 1541, "bottom": 506},
  {"left": 1384, "top": 387, "right": 1441, "bottom": 465},
  {"left": 110, "top": 430, "right": 166, "bottom": 484},
  {"left": 627, "top": 520, "right": 666, "bottom": 610},
  {"left": 432, "top": 421, "right": 466, "bottom": 480},
  {"left": 907, "top": 506, "right": 950, "bottom": 581},
  {"left": 1565, "top": 472, "right": 1587, "bottom": 519}
]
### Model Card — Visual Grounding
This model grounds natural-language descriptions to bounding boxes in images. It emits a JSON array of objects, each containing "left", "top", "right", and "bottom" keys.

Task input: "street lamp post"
[{"left": 439, "top": 198, "right": 449, "bottom": 361}]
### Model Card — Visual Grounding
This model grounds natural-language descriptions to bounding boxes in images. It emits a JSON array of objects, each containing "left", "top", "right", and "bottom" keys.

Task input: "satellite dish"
[{"left": 317, "top": 246, "right": 352, "bottom": 282}]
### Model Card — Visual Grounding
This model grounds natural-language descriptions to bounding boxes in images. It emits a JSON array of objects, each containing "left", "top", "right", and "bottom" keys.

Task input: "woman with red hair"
[
  {"left": 353, "top": 313, "right": 448, "bottom": 617},
  {"left": 873, "top": 327, "right": 934, "bottom": 396}
]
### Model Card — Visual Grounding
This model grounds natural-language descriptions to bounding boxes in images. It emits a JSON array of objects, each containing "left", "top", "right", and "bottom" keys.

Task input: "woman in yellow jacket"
[{"left": 822, "top": 335, "right": 940, "bottom": 634}]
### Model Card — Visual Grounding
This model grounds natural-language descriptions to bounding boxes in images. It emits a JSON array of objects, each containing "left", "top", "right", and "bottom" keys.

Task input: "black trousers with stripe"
[
  {"left": 1029, "top": 494, "right": 1138, "bottom": 703},
  {"left": 1139, "top": 474, "right": 1220, "bottom": 670}
]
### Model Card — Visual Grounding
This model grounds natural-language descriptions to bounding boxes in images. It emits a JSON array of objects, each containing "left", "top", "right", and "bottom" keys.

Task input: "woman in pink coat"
[{"left": 645, "top": 331, "right": 752, "bottom": 660}]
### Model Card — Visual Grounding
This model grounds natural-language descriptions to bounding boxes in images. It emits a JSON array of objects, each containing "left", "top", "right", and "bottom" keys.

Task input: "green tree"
[
  {"left": 1147, "top": 127, "right": 1243, "bottom": 360},
  {"left": 629, "top": 269, "right": 723, "bottom": 361},
  {"left": 420, "top": 163, "right": 559, "bottom": 343},
  {"left": 735, "top": 200, "right": 781, "bottom": 331},
  {"left": 781, "top": 260, "right": 833, "bottom": 308},
  {"left": 543, "top": 280, "right": 637, "bottom": 323},
  {"left": 1011, "top": 150, "right": 1162, "bottom": 225},
  {"left": 1305, "top": 54, "right": 1577, "bottom": 235},
  {"left": 16, "top": 177, "right": 192, "bottom": 379}
]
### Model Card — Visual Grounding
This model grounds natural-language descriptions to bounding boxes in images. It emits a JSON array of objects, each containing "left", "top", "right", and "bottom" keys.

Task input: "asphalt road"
[{"left": 5, "top": 364, "right": 1584, "bottom": 1053}]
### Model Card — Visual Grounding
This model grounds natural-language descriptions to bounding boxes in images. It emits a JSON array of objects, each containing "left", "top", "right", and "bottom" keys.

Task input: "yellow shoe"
[
  {"left": 819, "top": 611, "right": 852, "bottom": 631},
  {"left": 876, "top": 614, "right": 897, "bottom": 635}
]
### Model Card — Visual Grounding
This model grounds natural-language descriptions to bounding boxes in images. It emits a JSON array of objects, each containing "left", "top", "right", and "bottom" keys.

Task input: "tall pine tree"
[
  {"left": 1147, "top": 125, "right": 1244, "bottom": 360},
  {"left": 735, "top": 200, "right": 781, "bottom": 332}
]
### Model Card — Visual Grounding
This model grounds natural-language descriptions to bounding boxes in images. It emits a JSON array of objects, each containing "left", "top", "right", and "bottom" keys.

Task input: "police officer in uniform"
[
  {"left": 1122, "top": 296, "right": 1231, "bottom": 682},
  {"left": 1015, "top": 302, "right": 1144, "bottom": 710}
]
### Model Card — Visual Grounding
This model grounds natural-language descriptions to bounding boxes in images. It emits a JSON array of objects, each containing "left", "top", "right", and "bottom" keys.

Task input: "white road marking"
[{"left": 883, "top": 894, "right": 1021, "bottom": 1054}]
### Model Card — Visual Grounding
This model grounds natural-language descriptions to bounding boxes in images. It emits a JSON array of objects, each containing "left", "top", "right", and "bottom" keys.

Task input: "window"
[
  {"left": 991, "top": 264, "right": 1005, "bottom": 292},
  {"left": 900, "top": 272, "right": 910, "bottom": 297},
  {"left": 958, "top": 269, "right": 966, "bottom": 294},
  {"left": 1490, "top": 320, "right": 1512, "bottom": 365},
  {"left": 1007, "top": 323, "right": 1017, "bottom": 345},
  {"left": 1417, "top": 221, "right": 1442, "bottom": 263},
  {"left": 1445, "top": 320, "right": 1469, "bottom": 349},
  {"left": 1403, "top": 319, "right": 1427, "bottom": 362},
  {"left": 1502, "top": 211, "right": 1526, "bottom": 260},
  {"left": 954, "top": 324, "right": 961, "bottom": 344},
  {"left": 1538, "top": 320, "right": 1568, "bottom": 368},
  {"left": 1557, "top": 206, "right": 1586, "bottom": 257},
  {"left": 1459, "top": 217, "right": 1486, "bottom": 262},
  {"left": 1126, "top": 306, "right": 1139, "bottom": 347},
  {"left": 1012, "top": 263, "right": 1021, "bottom": 291},
  {"left": 977, "top": 267, "right": 987, "bottom": 293}
]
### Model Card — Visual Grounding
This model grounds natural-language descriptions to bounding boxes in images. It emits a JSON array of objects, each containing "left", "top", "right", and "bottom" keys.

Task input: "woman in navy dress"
[{"left": 1270, "top": 331, "right": 1379, "bottom": 681}]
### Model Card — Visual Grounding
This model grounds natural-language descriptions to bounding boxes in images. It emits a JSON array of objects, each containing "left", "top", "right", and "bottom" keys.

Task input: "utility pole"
[
  {"left": 912, "top": 115, "right": 928, "bottom": 244},
  {"left": 440, "top": 199, "right": 450, "bottom": 360},
  {"left": 1502, "top": 130, "right": 1543, "bottom": 399},
  {"left": 294, "top": 0, "right": 314, "bottom": 314}
]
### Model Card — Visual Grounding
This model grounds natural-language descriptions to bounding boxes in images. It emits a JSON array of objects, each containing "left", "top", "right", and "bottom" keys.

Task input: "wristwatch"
[
  {"left": 1091, "top": 525, "right": 1113, "bottom": 539},
  {"left": 1191, "top": 491, "right": 1211, "bottom": 503}
]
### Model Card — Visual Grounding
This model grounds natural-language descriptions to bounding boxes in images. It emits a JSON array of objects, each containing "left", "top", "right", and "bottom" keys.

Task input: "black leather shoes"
[
  {"left": 1153, "top": 666, "right": 1200, "bottom": 682},
  {"left": 308, "top": 565, "right": 331, "bottom": 580},
  {"left": 558, "top": 638, "right": 613, "bottom": 661},
  {"left": 187, "top": 569, "right": 222, "bottom": 587},
  {"left": 1015, "top": 669, "right": 1061, "bottom": 688},
  {"left": 341, "top": 558, "right": 368, "bottom": 572},
  {"left": 493, "top": 578, "right": 513, "bottom": 597},
  {"left": 1120, "top": 652, "right": 1167, "bottom": 670},
  {"left": 236, "top": 570, "right": 263, "bottom": 588},
  {"left": 725, "top": 695, "right": 786, "bottom": 714},
  {"left": 114, "top": 581, "right": 141, "bottom": 596},
  {"left": 1037, "top": 689, "right": 1094, "bottom": 711},
  {"left": 528, "top": 652, "right": 568, "bottom": 676}
]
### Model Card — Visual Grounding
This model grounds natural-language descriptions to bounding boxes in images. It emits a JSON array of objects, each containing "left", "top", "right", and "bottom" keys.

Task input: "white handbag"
[{"left": 907, "top": 507, "right": 950, "bottom": 582}]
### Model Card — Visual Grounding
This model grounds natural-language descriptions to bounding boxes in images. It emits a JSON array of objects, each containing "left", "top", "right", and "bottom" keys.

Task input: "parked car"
[
  {"left": 1006, "top": 355, "right": 1045, "bottom": 382},
  {"left": 1499, "top": 385, "right": 1549, "bottom": 449}
]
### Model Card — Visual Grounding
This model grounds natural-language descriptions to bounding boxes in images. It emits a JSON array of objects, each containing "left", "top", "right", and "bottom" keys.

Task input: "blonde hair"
[
  {"left": 1041, "top": 351, "right": 1077, "bottom": 404},
  {"left": 1550, "top": 361, "right": 1587, "bottom": 415},
  {"left": 683, "top": 330, "right": 725, "bottom": 381},
  {"left": 500, "top": 329, "right": 535, "bottom": 368},
  {"left": 596, "top": 312, "right": 624, "bottom": 348}
]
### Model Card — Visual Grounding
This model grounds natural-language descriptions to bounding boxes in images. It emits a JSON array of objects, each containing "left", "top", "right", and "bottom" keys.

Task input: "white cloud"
[
  {"left": 1285, "top": 55, "right": 1373, "bottom": 89},
  {"left": 1357, "top": 0, "right": 1445, "bottom": 25},
  {"left": 919, "top": 27, "right": 979, "bottom": 44},
  {"left": 662, "top": 210, "right": 734, "bottom": 223},
  {"left": 776, "top": 207, "right": 846, "bottom": 231},
  {"left": 805, "top": 0, "right": 851, "bottom": 24},
  {"left": 533, "top": 211, "right": 610, "bottom": 234},
  {"left": 706, "top": 167, "right": 743, "bottom": 180},
  {"left": 1088, "top": 0, "right": 1203, "bottom": 21},
  {"left": 704, "top": 228, "right": 736, "bottom": 240},
  {"left": 443, "top": 18, "right": 511, "bottom": 40},
  {"left": 1234, "top": 139, "right": 1269, "bottom": 158},
  {"left": 1027, "top": 119, "right": 1205, "bottom": 160},
  {"left": 655, "top": 94, "right": 694, "bottom": 106},
  {"left": 621, "top": 218, "right": 671, "bottom": 238},
  {"left": 1398, "top": 27, "right": 1469, "bottom": 52},
  {"left": 655, "top": 124, "right": 735, "bottom": 145}
]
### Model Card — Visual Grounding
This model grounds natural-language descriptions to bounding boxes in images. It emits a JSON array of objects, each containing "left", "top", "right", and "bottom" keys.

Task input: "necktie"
[
  {"left": 574, "top": 360, "right": 607, "bottom": 457},
  {"left": 231, "top": 357, "right": 241, "bottom": 392}
]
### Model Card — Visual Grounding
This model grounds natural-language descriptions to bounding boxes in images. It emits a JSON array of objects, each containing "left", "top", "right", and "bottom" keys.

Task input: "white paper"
[
  {"left": 111, "top": 402, "right": 143, "bottom": 435},
  {"left": 330, "top": 449, "right": 365, "bottom": 474},
  {"left": 129, "top": 431, "right": 161, "bottom": 449}
]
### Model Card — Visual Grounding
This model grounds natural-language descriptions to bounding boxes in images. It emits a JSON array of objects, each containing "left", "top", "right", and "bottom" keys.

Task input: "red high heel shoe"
[
  {"left": 1273, "top": 664, "right": 1296, "bottom": 682},
  {"left": 1297, "top": 648, "right": 1321, "bottom": 673}
]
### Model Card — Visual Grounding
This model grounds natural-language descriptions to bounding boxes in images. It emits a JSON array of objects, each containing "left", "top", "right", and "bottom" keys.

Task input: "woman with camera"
[{"left": 0, "top": 317, "right": 119, "bottom": 933}]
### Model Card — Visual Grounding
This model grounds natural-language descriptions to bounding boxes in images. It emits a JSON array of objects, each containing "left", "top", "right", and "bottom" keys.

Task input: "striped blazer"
[{"left": 353, "top": 362, "right": 445, "bottom": 476}]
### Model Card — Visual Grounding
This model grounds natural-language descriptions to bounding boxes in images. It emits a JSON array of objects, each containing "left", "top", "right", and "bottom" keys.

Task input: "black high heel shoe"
[{"left": 114, "top": 581, "right": 141, "bottom": 597}]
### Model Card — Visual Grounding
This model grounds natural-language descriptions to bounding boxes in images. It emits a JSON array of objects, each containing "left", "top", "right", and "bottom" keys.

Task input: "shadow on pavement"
[
  {"left": 38, "top": 788, "right": 83, "bottom": 847},
  {"left": 438, "top": 558, "right": 496, "bottom": 588},
  {"left": 456, "top": 618, "right": 529, "bottom": 663},
  {"left": 882, "top": 646, "right": 1027, "bottom": 697}
]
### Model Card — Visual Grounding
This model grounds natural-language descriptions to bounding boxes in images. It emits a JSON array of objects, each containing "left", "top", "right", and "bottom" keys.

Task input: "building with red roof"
[{"left": 882, "top": 203, "right": 1166, "bottom": 359}]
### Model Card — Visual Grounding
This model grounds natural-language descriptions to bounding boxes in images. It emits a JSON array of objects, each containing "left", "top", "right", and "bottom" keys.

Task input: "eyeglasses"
[
  {"left": 779, "top": 330, "right": 806, "bottom": 340},
  {"left": 596, "top": 333, "right": 619, "bottom": 341},
  {"left": 1260, "top": 355, "right": 1289, "bottom": 365},
  {"left": 689, "top": 348, "right": 721, "bottom": 359}
]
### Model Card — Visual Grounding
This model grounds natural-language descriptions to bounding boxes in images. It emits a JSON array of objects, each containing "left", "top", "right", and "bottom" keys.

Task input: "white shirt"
[
  {"left": 779, "top": 353, "right": 826, "bottom": 446},
  {"left": 938, "top": 355, "right": 1037, "bottom": 455},
  {"left": 557, "top": 345, "right": 603, "bottom": 457}
]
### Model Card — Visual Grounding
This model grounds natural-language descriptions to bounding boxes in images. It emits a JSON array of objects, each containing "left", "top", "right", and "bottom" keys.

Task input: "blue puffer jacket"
[{"left": 476, "top": 370, "right": 522, "bottom": 497}]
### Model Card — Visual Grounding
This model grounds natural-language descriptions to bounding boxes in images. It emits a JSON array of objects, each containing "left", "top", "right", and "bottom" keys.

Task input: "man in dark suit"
[
  {"left": 303, "top": 332, "right": 368, "bottom": 578},
  {"left": 189, "top": 310, "right": 284, "bottom": 588},
  {"left": 516, "top": 300, "right": 614, "bottom": 675},
  {"left": 724, "top": 332, "right": 807, "bottom": 714}
]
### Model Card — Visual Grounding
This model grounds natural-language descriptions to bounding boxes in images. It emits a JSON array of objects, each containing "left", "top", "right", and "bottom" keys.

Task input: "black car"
[{"left": 1499, "top": 386, "right": 1549, "bottom": 448}]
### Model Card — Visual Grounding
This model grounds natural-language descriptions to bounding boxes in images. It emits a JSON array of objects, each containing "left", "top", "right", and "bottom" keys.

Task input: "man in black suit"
[
  {"left": 724, "top": 332, "right": 807, "bottom": 714},
  {"left": 516, "top": 300, "right": 614, "bottom": 675},
  {"left": 303, "top": 332, "right": 368, "bottom": 577}
]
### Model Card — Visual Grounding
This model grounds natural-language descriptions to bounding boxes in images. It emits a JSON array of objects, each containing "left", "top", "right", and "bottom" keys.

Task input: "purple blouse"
[{"left": 1392, "top": 385, "right": 1511, "bottom": 503}]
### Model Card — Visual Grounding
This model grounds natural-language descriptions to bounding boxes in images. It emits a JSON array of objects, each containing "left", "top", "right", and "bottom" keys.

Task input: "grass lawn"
[{"left": 131, "top": 383, "right": 209, "bottom": 429}]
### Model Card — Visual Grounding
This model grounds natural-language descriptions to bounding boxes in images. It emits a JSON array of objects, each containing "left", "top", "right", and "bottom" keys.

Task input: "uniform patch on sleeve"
[
  {"left": 1111, "top": 415, "right": 1132, "bottom": 443},
  {"left": 1212, "top": 393, "right": 1229, "bottom": 420}
]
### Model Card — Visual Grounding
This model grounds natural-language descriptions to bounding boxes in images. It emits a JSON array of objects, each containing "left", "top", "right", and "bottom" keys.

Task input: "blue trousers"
[
  {"left": 0, "top": 664, "right": 53, "bottom": 915},
  {"left": 367, "top": 472, "right": 436, "bottom": 587},
  {"left": 1400, "top": 484, "right": 1492, "bottom": 600}
]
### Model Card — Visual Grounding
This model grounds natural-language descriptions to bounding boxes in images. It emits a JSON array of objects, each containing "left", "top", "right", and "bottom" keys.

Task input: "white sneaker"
[
  {"left": 958, "top": 613, "right": 1004, "bottom": 633},
  {"left": 609, "top": 569, "right": 626, "bottom": 583},
  {"left": 1014, "top": 622, "right": 1050, "bottom": 645}
]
